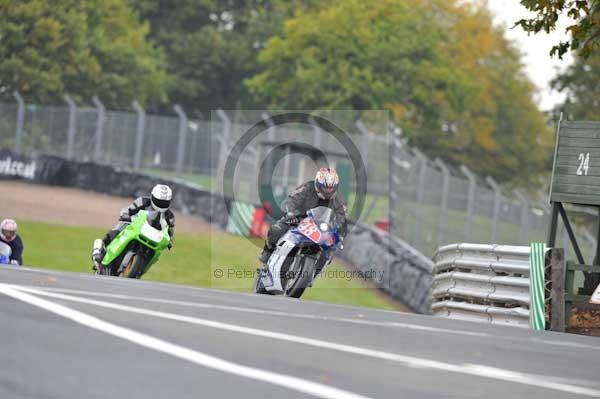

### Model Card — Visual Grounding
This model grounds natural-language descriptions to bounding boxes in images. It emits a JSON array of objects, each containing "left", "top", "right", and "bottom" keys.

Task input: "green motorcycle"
[{"left": 96, "top": 210, "right": 170, "bottom": 278}]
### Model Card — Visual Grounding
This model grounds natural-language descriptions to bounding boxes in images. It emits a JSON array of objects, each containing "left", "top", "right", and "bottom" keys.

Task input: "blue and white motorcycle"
[
  {"left": 0, "top": 242, "right": 12, "bottom": 265},
  {"left": 254, "top": 206, "right": 343, "bottom": 298}
]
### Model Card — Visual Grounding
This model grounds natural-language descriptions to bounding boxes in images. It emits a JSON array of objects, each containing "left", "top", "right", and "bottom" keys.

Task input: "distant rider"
[
  {"left": 92, "top": 184, "right": 175, "bottom": 270},
  {"left": 258, "top": 167, "right": 348, "bottom": 266},
  {"left": 0, "top": 219, "right": 23, "bottom": 265}
]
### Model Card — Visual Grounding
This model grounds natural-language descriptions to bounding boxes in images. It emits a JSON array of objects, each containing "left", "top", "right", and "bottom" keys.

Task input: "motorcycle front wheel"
[
  {"left": 285, "top": 255, "right": 315, "bottom": 298},
  {"left": 121, "top": 252, "right": 145, "bottom": 279}
]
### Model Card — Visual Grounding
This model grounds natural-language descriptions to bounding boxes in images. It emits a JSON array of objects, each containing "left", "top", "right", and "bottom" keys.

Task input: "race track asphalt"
[{"left": 1, "top": 266, "right": 599, "bottom": 399}]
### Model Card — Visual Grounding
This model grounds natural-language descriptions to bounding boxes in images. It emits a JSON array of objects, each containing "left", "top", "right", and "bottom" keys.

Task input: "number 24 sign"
[{"left": 577, "top": 152, "right": 590, "bottom": 176}]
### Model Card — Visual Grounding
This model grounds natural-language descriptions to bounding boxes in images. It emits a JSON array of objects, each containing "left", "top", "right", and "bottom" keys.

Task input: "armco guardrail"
[{"left": 432, "top": 243, "right": 532, "bottom": 327}]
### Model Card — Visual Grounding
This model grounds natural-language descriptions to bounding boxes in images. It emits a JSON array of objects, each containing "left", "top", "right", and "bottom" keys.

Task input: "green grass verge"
[
  {"left": 141, "top": 168, "right": 216, "bottom": 191},
  {"left": 17, "top": 220, "right": 398, "bottom": 311}
]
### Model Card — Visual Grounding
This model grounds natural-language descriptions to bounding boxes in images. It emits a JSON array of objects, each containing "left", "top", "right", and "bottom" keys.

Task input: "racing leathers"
[
  {"left": 259, "top": 180, "right": 347, "bottom": 264},
  {"left": 0, "top": 234, "right": 23, "bottom": 265}
]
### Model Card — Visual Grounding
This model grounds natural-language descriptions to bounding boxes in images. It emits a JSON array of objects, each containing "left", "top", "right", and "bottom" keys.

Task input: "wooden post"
[
  {"left": 549, "top": 248, "right": 566, "bottom": 332},
  {"left": 547, "top": 202, "right": 559, "bottom": 248}
]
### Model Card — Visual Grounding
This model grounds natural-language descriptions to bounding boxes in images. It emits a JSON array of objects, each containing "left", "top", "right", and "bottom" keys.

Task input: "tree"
[
  {"left": 246, "top": 0, "right": 551, "bottom": 183},
  {"left": 551, "top": 53, "right": 600, "bottom": 120},
  {"left": 129, "top": 0, "right": 321, "bottom": 114},
  {"left": 0, "top": 0, "right": 168, "bottom": 107},
  {"left": 516, "top": 0, "right": 600, "bottom": 59}
]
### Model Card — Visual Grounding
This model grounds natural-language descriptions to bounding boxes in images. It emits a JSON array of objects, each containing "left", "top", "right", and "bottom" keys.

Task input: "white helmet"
[
  {"left": 151, "top": 184, "right": 172, "bottom": 212},
  {"left": 0, "top": 219, "right": 18, "bottom": 242}
]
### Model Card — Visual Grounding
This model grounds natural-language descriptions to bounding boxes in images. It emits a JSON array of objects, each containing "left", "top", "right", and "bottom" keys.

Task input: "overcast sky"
[{"left": 482, "top": 0, "right": 574, "bottom": 111}]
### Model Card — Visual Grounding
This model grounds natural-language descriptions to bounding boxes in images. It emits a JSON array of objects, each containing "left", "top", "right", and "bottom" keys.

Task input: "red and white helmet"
[
  {"left": 0, "top": 219, "right": 18, "bottom": 242},
  {"left": 314, "top": 167, "right": 339, "bottom": 200}
]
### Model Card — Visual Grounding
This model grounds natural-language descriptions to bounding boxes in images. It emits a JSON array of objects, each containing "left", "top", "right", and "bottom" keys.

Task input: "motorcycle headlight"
[{"left": 319, "top": 222, "right": 329, "bottom": 231}]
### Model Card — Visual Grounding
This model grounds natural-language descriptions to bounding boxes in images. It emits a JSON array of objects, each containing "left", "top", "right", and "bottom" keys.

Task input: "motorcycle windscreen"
[
  {"left": 140, "top": 222, "right": 164, "bottom": 243},
  {"left": 310, "top": 206, "right": 335, "bottom": 224}
]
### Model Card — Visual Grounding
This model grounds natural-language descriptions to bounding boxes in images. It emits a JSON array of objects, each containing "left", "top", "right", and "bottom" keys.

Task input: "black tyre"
[
  {"left": 285, "top": 256, "right": 315, "bottom": 298},
  {"left": 121, "top": 253, "right": 145, "bottom": 279}
]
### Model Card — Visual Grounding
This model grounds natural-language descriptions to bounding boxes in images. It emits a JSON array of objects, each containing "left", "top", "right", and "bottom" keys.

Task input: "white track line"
[
  {"left": 29, "top": 286, "right": 487, "bottom": 337},
  {"left": 28, "top": 286, "right": 600, "bottom": 352},
  {"left": 0, "top": 284, "right": 370, "bottom": 399},
  {"left": 12, "top": 284, "right": 600, "bottom": 398},
  {"left": 0, "top": 266, "right": 404, "bottom": 315}
]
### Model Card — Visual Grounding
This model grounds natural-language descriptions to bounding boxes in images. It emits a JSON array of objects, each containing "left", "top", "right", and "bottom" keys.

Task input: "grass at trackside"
[
  {"left": 141, "top": 168, "right": 216, "bottom": 191},
  {"left": 16, "top": 220, "right": 399, "bottom": 311}
]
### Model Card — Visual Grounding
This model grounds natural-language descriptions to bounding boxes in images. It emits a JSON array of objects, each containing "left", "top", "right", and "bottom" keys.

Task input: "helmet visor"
[
  {"left": 152, "top": 197, "right": 171, "bottom": 210},
  {"left": 319, "top": 186, "right": 337, "bottom": 199},
  {"left": 2, "top": 229, "right": 15, "bottom": 241}
]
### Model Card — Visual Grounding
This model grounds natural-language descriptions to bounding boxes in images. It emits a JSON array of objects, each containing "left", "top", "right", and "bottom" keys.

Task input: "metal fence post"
[
  {"left": 132, "top": 101, "right": 145, "bottom": 170},
  {"left": 63, "top": 95, "right": 77, "bottom": 160},
  {"left": 460, "top": 165, "right": 476, "bottom": 241},
  {"left": 514, "top": 190, "right": 529, "bottom": 244},
  {"left": 309, "top": 116, "right": 322, "bottom": 148},
  {"left": 262, "top": 112, "right": 275, "bottom": 142},
  {"left": 173, "top": 104, "right": 188, "bottom": 174},
  {"left": 92, "top": 96, "right": 105, "bottom": 162},
  {"left": 388, "top": 123, "right": 402, "bottom": 236},
  {"left": 355, "top": 118, "right": 369, "bottom": 168},
  {"left": 435, "top": 158, "right": 450, "bottom": 247},
  {"left": 13, "top": 91, "right": 24, "bottom": 153},
  {"left": 216, "top": 109, "right": 231, "bottom": 180},
  {"left": 413, "top": 148, "right": 428, "bottom": 248},
  {"left": 486, "top": 176, "right": 502, "bottom": 243}
]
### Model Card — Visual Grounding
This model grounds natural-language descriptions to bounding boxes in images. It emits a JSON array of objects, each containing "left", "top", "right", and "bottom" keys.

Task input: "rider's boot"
[
  {"left": 91, "top": 239, "right": 105, "bottom": 272},
  {"left": 258, "top": 244, "right": 273, "bottom": 269}
]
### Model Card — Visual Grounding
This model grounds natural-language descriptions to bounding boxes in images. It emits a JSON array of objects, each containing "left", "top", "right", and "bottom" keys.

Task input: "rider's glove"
[{"left": 284, "top": 212, "right": 302, "bottom": 225}]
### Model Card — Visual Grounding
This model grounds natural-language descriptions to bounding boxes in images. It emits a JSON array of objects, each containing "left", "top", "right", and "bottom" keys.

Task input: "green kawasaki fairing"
[{"left": 101, "top": 210, "right": 170, "bottom": 276}]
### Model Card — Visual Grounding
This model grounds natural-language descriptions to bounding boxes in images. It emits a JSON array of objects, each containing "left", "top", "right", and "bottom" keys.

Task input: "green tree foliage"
[
  {"left": 516, "top": 0, "right": 600, "bottom": 59},
  {"left": 246, "top": 0, "right": 551, "bottom": 182},
  {"left": 552, "top": 54, "right": 600, "bottom": 119},
  {"left": 130, "top": 0, "right": 320, "bottom": 114},
  {"left": 0, "top": 0, "right": 168, "bottom": 107}
]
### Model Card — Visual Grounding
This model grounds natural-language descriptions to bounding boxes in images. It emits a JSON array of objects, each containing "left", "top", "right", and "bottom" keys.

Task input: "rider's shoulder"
[
  {"left": 134, "top": 196, "right": 151, "bottom": 207},
  {"left": 13, "top": 234, "right": 23, "bottom": 247},
  {"left": 2, "top": 234, "right": 22, "bottom": 248},
  {"left": 288, "top": 181, "right": 313, "bottom": 197}
]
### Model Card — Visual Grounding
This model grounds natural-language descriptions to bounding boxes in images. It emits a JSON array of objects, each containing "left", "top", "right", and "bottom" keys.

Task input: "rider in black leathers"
[{"left": 258, "top": 168, "right": 347, "bottom": 265}]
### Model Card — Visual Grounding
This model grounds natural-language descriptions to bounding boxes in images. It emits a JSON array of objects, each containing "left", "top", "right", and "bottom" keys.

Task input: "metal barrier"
[{"left": 432, "top": 243, "right": 531, "bottom": 327}]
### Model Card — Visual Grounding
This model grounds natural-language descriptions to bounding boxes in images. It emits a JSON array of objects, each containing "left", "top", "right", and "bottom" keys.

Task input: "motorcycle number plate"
[{"left": 298, "top": 219, "right": 321, "bottom": 243}]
